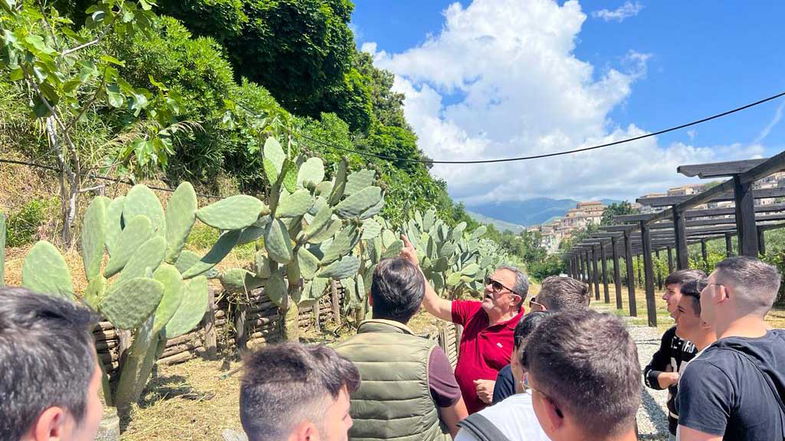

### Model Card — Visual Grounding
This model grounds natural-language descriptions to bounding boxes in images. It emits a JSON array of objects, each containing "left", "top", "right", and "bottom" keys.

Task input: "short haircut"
[
  {"left": 535, "top": 276, "right": 590, "bottom": 312},
  {"left": 0, "top": 287, "right": 99, "bottom": 441},
  {"left": 514, "top": 311, "right": 552, "bottom": 348},
  {"left": 714, "top": 256, "right": 781, "bottom": 315},
  {"left": 240, "top": 343, "right": 360, "bottom": 441},
  {"left": 498, "top": 265, "right": 530, "bottom": 302},
  {"left": 680, "top": 278, "right": 708, "bottom": 315},
  {"left": 664, "top": 269, "right": 706, "bottom": 287},
  {"left": 370, "top": 257, "right": 425, "bottom": 323},
  {"left": 522, "top": 310, "right": 640, "bottom": 438}
]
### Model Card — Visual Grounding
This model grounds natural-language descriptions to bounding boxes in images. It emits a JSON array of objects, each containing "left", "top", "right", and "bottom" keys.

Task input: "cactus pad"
[
  {"left": 344, "top": 169, "right": 376, "bottom": 195},
  {"left": 320, "top": 225, "right": 360, "bottom": 265},
  {"left": 99, "top": 277, "right": 164, "bottom": 330},
  {"left": 335, "top": 187, "right": 382, "bottom": 218},
  {"left": 276, "top": 189, "right": 314, "bottom": 218},
  {"left": 181, "top": 230, "right": 241, "bottom": 278},
  {"left": 263, "top": 137, "right": 286, "bottom": 184},
  {"left": 164, "top": 276, "right": 208, "bottom": 339},
  {"left": 297, "top": 157, "right": 325, "bottom": 189},
  {"left": 164, "top": 182, "right": 197, "bottom": 263},
  {"left": 265, "top": 270, "right": 287, "bottom": 307},
  {"left": 318, "top": 255, "right": 360, "bottom": 279},
  {"left": 83, "top": 275, "right": 107, "bottom": 309},
  {"left": 123, "top": 185, "right": 165, "bottom": 235},
  {"left": 264, "top": 219, "right": 293, "bottom": 264},
  {"left": 118, "top": 236, "right": 166, "bottom": 283},
  {"left": 196, "top": 195, "right": 267, "bottom": 230},
  {"left": 81, "top": 196, "right": 108, "bottom": 281},
  {"left": 104, "top": 215, "right": 154, "bottom": 277},
  {"left": 152, "top": 264, "right": 183, "bottom": 334},
  {"left": 22, "top": 241, "right": 74, "bottom": 299},
  {"left": 105, "top": 196, "right": 125, "bottom": 255},
  {"left": 297, "top": 246, "right": 320, "bottom": 279}
]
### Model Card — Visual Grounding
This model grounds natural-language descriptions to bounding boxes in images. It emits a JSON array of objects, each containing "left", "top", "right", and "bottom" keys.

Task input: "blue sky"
[{"left": 351, "top": 0, "right": 785, "bottom": 204}]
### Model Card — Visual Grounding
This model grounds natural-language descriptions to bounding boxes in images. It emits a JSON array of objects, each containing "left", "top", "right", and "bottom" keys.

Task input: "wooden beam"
[
  {"left": 655, "top": 249, "right": 663, "bottom": 290},
  {"left": 624, "top": 230, "right": 637, "bottom": 317},
  {"left": 638, "top": 187, "right": 785, "bottom": 207},
  {"left": 640, "top": 221, "right": 657, "bottom": 327},
  {"left": 734, "top": 175, "right": 759, "bottom": 256},
  {"left": 758, "top": 227, "right": 767, "bottom": 256},
  {"left": 673, "top": 209, "right": 690, "bottom": 269},
  {"left": 600, "top": 243, "right": 610, "bottom": 304},
  {"left": 611, "top": 236, "right": 622, "bottom": 310},
  {"left": 701, "top": 239, "right": 708, "bottom": 262},
  {"left": 667, "top": 246, "right": 674, "bottom": 274},
  {"left": 725, "top": 232, "right": 734, "bottom": 257},
  {"left": 591, "top": 246, "right": 600, "bottom": 301},
  {"left": 677, "top": 158, "right": 768, "bottom": 178}
]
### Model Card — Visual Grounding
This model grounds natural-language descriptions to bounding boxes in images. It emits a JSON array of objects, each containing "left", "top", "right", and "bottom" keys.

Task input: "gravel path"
[{"left": 594, "top": 306, "right": 670, "bottom": 440}]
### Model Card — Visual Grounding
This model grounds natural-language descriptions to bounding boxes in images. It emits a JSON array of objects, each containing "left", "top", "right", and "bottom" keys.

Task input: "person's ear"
[
  {"left": 539, "top": 394, "right": 566, "bottom": 433},
  {"left": 30, "top": 407, "right": 68, "bottom": 441},
  {"left": 291, "top": 421, "right": 320, "bottom": 441}
]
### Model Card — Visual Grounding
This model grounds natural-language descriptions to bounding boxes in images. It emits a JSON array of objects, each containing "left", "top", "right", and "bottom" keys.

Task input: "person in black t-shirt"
[
  {"left": 678, "top": 256, "right": 785, "bottom": 441},
  {"left": 643, "top": 269, "right": 704, "bottom": 439}
]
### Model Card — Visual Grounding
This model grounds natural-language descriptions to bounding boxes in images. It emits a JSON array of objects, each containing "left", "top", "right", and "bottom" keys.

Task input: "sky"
[{"left": 351, "top": 0, "right": 785, "bottom": 206}]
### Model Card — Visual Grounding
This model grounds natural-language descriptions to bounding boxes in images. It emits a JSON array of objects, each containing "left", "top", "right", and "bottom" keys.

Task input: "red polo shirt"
[{"left": 451, "top": 300, "right": 524, "bottom": 414}]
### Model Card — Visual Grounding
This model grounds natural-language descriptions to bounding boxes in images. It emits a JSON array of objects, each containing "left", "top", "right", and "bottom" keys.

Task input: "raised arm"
[{"left": 400, "top": 235, "right": 453, "bottom": 322}]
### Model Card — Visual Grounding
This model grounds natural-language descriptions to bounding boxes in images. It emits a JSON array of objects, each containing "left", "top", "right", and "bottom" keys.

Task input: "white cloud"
[
  {"left": 592, "top": 1, "right": 643, "bottom": 22},
  {"left": 752, "top": 98, "right": 785, "bottom": 144},
  {"left": 363, "top": 0, "right": 761, "bottom": 205}
]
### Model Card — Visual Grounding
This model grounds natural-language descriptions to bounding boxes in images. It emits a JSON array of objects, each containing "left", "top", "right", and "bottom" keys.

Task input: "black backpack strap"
[{"left": 456, "top": 413, "right": 511, "bottom": 441}]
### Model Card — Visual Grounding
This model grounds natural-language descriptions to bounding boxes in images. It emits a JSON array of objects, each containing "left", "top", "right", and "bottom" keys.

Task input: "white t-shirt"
[{"left": 455, "top": 392, "right": 551, "bottom": 441}]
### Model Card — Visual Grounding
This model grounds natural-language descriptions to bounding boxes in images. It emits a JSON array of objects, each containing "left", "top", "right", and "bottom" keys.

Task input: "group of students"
[{"left": 1, "top": 238, "right": 784, "bottom": 441}]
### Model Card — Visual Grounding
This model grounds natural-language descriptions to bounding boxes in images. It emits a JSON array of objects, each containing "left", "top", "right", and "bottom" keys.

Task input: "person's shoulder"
[{"left": 454, "top": 299, "right": 483, "bottom": 315}]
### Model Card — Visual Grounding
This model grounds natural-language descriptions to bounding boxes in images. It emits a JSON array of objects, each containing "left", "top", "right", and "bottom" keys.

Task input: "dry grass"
[{"left": 121, "top": 358, "right": 243, "bottom": 441}]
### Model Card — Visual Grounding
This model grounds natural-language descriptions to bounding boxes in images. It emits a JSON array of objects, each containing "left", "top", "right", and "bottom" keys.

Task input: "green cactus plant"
[
  {"left": 217, "top": 137, "right": 386, "bottom": 341},
  {"left": 16, "top": 182, "right": 264, "bottom": 416}
]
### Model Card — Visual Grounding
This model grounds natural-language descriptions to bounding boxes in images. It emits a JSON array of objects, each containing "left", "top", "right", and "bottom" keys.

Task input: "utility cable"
[{"left": 295, "top": 91, "right": 785, "bottom": 164}]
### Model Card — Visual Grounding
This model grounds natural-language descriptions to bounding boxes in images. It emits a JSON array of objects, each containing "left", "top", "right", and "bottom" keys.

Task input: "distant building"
[{"left": 533, "top": 201, "right": 607, "bottom": 254}]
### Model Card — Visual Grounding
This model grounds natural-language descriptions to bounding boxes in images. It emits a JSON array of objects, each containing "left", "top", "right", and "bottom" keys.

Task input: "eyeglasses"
[
  {"left": 529, "top": 296, "right": 546, "bottom": 310},
  {"left": 485, "top": 277, "right": 518, "bottom": 295}
]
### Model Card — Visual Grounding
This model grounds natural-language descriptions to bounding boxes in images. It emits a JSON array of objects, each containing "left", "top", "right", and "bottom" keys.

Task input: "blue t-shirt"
[
  {"left": 492, "top": 364, "right": 516, "bottom": 404},
  {"left": 677, "top": 330, "right": 785, "bottom": 441}
]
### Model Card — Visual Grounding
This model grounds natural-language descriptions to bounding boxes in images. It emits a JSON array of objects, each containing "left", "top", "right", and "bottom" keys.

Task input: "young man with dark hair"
[
  {"left": 241, "top": 342, "right": 361, "bottom": 441},
  {"left": 527, "top": 275, "right": 590, "bottom": 312},
  {"left": 492, "top": 311, "right": 553, "bottom": 403},
  {"left": 674, "top": 278, "right": 716, "bottom": 355},
  {"left": 0, "top": 287, "right": 104, "bottom": 441},
  {"left": 335, "top": 257, "right": 467, "bottom": 440},
  {"left": 643, "top": 269, "right": 705, "bottom": 440},
  {"left": 401, "top": 236, "right": 529, "bottom": 413},
  {"left": 456, "top": 312, "right": 551, "bottom": 441},
  {"left": 523, "top": 310, "right": 640, "bottom": 441},
  {"left": 678, "top": 257, "right": 785, "bottom": 441}
]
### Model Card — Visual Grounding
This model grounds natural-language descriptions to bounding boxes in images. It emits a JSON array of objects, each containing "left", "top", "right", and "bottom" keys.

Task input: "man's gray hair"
[
  {"left": 714, "top": 256, "right": 781, "bottom": 316},
  {"left": 498, "top": 265, "right": 530, "bottom": 300}
]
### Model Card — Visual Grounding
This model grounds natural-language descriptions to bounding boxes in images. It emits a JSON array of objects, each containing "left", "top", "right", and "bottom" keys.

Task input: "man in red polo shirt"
[{"left": 401, "top": 236, "right": 528, "bottom": 414}]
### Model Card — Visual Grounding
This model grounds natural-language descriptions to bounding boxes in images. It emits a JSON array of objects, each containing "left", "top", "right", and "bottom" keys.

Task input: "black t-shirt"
[
  {"left": 677, "top": 330, "right": 785, "bottom": 441},
  {"left": 492, "top": 364, "right": 516, "bottom": 404}
]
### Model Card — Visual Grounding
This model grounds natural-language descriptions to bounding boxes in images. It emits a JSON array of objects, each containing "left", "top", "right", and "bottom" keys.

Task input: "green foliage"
[
  {"left": 5, "top": 197, "right": 57, "bottom": 247},
  {"left": 528, "top": 255, "right": 565, "bottom": 282},
  {"left": 601, "top": 201, "right": 640, "bottom": 225}
]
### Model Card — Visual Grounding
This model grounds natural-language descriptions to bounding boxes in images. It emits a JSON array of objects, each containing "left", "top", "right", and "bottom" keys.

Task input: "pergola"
[{"left": 564, "top": 152, "right": 785, "bottom": 326}]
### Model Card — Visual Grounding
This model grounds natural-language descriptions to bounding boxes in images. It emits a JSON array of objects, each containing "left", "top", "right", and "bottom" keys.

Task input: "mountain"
[
  {"left": 467, "top": 211, "right": 526, "bottom": 233},
  {"left": 468, "top": 198, "right": 622, "bottom": 227}
]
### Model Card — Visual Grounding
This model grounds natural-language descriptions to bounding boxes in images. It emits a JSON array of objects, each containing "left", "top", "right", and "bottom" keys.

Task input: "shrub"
[{"left": 7, "top": 198, "right": 58, "bottom": 247}]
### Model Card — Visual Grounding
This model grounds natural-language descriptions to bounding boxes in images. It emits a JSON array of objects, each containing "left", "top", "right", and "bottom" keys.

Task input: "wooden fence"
[{"left": 94, "top": 286, "right": 462, "bottom": 376}]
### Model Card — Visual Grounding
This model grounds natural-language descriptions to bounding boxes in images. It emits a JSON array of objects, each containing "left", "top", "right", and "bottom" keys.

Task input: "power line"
[
  {"left": 0, "top": 158, "right": 221, "bottom": 199},
  {"left": 295, "top": 91, "right": 785, "bottom": 165}
]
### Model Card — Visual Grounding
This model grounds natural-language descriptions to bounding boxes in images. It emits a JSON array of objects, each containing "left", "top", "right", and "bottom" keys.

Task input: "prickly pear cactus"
[
  {"left": 220, "top": 137, "right": 386, "bottom": 341},
  {"left": 19, "top": 182, "right": 264, "bottom": 415}
]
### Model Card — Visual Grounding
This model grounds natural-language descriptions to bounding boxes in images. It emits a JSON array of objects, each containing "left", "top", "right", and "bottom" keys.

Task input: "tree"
[
  {"left": 0, "top": 0, "right": 184, "bottom": 244},
  {"left": 601, "top": 201, "right": 639, "bottom": 225}
]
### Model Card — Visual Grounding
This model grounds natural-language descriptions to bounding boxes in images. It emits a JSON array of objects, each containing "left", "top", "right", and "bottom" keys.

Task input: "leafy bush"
[{"left": 6, "top": 198, "right": 58, "bottom": 247}]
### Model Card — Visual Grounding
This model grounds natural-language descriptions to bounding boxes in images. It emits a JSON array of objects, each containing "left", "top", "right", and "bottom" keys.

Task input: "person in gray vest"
[
  {"left": 335, "top": 257, "right": 468, "bottom": 440},
  {"left": 0, "top": 287, "right": 104, "bottom": 441},
  {"left": 240, "top": 342, "right": 361, "bottom": 441}
]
